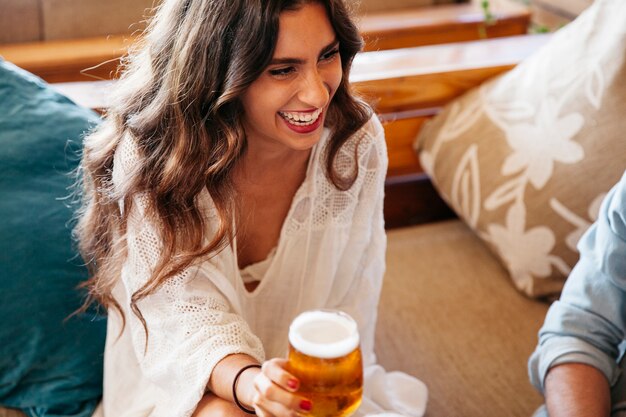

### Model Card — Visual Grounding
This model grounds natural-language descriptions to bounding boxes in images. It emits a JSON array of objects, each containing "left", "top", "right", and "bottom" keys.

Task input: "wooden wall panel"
[
  {"left": 42, "top": 0, "right": 154, "bottom": 41},
  {"left": 0, "top": 0, "right": 42, "bottom": 44}
]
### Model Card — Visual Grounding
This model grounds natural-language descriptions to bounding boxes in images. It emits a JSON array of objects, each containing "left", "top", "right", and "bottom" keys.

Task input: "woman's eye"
[
  {"left": 269, "top": 67, "right": 296, "bottom": 77},
  {"left": 320, "top": 48, "right": 339, "bottom": 62}
]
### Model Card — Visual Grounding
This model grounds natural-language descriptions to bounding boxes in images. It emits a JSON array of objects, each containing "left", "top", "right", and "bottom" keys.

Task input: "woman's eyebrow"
[{"left": 269, "top": 39, "right": 339, "bottom": 66}]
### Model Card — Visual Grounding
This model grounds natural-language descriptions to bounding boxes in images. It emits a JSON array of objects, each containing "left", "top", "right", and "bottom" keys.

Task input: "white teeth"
[{"left": 279, "top": 108, "right": 323, "bottom": 126}]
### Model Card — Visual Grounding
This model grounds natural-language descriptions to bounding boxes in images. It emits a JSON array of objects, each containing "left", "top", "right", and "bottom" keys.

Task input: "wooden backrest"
[
  {"left": 359, "top": 1, "right": 530, "bottom": 51},
  {"left": 0, "top": 2, "right": 530, "bottom": 83}
]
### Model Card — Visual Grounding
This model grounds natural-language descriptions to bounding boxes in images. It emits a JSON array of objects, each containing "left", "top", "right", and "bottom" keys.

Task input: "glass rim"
[{"left": 288, "top": 309, "right": 360, "bottom": 359}]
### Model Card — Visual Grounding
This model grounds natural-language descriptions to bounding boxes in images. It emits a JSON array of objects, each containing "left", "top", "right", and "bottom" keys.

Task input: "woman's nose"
[{"left": 298, "top": 70, "right": 330, "bottom": 109}]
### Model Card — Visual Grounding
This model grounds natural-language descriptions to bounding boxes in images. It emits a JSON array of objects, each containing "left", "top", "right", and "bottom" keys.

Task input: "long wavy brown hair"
[{"left": 76, "top": 0, "right": 372, "bottom": 335}]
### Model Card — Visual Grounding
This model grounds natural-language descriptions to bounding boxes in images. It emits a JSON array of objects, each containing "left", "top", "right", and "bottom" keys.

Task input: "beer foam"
[{"left": 289, "top": 310, "right": 360, "bottom": 359}]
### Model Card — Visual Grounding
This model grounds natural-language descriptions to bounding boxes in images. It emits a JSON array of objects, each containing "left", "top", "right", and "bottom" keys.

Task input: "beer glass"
[{"left": 286, "top": 310, "right": 363, "bottom": 417}]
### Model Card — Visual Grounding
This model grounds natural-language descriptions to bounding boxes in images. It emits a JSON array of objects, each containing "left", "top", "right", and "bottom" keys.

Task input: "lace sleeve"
[{"left": 113, "top": 135, "right": 265, "bottom": 417}]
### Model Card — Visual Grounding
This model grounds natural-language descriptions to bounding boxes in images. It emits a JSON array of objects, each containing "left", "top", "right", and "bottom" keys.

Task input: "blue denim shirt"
[{"left": 529, "top": 170, "right": 626, "bottom": 392}]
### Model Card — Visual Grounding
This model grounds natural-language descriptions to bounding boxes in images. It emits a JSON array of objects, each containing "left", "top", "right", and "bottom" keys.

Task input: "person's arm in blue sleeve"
[{"left": 528, "top": 171, "right": 626, "bottom": 417}]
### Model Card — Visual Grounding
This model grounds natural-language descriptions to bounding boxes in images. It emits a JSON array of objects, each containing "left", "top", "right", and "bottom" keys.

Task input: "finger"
[
  {"left": 253, "top": 402, "right": 271, "bottom": 417},
  {"left": 253, "top": 393, "right": 279, "bottom": 417},
  {"left": 254, "top": 392, "right": 305, "bottom": 417},
  {"left": 254, "top": 372, "right": 312, "bottom": 414},
  {"left": 262, "top": 358, "right": 300, "bottom": 392}
]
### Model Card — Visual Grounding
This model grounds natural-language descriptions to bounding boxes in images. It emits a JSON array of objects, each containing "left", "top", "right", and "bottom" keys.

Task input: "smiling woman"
[
  {"left": 75, "top": 1, "right": 427, "bottom": 417},
  {"left": 241, "top": 4, "right": 341, "bottom": 150}
]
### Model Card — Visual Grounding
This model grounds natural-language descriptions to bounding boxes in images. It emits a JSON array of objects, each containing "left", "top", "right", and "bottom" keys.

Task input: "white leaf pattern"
[
  {"left": 500, "top": 98, "right": 585, "bottom": 189},
  {"left": 424, "top": 96, "right": 484, "bottom": 175},
  {"left": 550, "top": 198, "right": 591, "bottom": 251},
  {"left": 484, "top": 175, "right": 525, "bottom": 211},
  {"left": 485, "top": 202, "right": 556, "bottom": 292},
  {"left": 588, "top": 193, "right": 606, "bottom": 221},
  {"left": 451, "top": 145, "right": 481, "bottom": 228},
  {"left": 585, "top": 64, "right": 605, "bottom": 109},
  {"left": 551, "top": 193, "right": 607, "bottom": 252},
  {"left": 549, "top": 255, "right": 572, "bottom": 277},
  {"left": 439, "top": 98, "right": 483, "bottom": 141}
]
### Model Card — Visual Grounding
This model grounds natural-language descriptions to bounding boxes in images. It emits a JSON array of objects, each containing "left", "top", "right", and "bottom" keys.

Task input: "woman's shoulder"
[
  {"left": 316, "top": 113, "right": 387, "bottom": 190},
  {"left": 358, "top": 113, "right": 385, "bottom": 144},
  {"left": 352, "top": 114, "right": 387, "bottom": 163},
  {"left": 349, "top": 114, "right": 387, "bottom": 171}
]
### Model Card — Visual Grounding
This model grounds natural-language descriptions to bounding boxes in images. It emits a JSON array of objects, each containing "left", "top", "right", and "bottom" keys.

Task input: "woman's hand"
[{"left": 251, "top": 358, "right": 313, "bottom": 417}]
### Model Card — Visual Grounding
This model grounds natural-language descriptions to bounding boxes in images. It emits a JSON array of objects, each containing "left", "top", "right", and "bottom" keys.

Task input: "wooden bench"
[
  {"left": 49, "top": 34, "right": 550, "bottom": 228},
  {"left": 359, "top": 0, "right": 530, "bottom": 51},
  {"left": 0, "top": 2, "right": 530, "bottom": 83}
]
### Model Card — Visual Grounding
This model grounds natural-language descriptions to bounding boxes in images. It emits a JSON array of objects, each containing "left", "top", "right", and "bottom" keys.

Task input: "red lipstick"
[{"left": 279, "top": 109, "right": 324, "bottom": 134}]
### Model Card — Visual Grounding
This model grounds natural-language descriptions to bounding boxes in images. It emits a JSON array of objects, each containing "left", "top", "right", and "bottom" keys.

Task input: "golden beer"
[{"left": 286, "top": 310, "right": 363, "bottom": 417}]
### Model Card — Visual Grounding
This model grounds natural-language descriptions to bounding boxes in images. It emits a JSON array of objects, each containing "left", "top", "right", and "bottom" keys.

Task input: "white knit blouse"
[{"left": 101, "top": 115, "right": 427, "bottom": 417}]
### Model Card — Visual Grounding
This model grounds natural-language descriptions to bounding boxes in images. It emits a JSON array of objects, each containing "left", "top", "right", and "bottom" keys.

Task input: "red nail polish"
[
  {"left": 287, "top": 378, "right": 299, "bottom": 390},
  {"left": 300, "top": 399, "right": 312, "bottom": 411}
]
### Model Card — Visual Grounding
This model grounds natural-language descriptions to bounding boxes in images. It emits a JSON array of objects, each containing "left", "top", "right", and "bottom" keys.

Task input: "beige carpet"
[{"left": 376, "top": 220, "right": 550, "bottom": 417}]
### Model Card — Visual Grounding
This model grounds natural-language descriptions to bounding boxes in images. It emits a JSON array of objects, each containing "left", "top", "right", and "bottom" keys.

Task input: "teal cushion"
[{"left": 0, "top": 60, "right": 106, "bottom": 417}]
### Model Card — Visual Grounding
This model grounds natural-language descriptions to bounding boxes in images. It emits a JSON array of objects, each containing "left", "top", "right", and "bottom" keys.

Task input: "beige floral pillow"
[{"left": 415, "top": 0, "right": 626, "bottom": 298}]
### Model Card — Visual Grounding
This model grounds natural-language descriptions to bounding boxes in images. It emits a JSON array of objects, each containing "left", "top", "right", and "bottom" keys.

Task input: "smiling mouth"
[{"left": 278, "top": 108, "right": 323, "bottom": 126}]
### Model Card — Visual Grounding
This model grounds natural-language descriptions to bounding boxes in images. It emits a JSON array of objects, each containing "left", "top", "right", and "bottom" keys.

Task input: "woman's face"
[{"left": 240, "top": 1, "right": 342, "bottom": 154}]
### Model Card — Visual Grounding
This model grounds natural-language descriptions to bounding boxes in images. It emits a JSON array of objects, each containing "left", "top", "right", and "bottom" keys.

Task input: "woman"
[{"left": 77, "top": 0, "right": 427, "bottom": 416}]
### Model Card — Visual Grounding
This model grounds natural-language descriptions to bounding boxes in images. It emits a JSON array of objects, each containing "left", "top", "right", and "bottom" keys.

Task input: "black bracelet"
[{"left": 233, "top": 364, "right": 262, "bottom": 415}]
